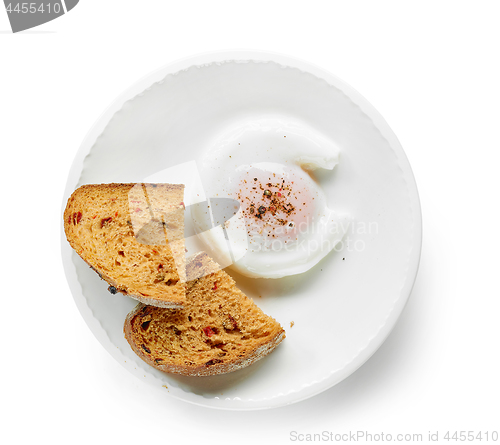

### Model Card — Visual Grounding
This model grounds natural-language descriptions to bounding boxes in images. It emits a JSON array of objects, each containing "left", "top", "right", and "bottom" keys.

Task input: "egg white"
[{"left": 193, "top": 118, "right": 350, "bottom": 278}]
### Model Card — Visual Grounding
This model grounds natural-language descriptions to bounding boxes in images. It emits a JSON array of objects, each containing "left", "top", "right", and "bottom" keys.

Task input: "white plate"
[{"left": 61, "top": 50, "right": 421, "bottom": 410}]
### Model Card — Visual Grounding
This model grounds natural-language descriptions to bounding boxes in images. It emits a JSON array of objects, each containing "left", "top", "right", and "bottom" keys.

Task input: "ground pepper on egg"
[{"left": 236, "top": 177, "right": 297, "bottom": 231}]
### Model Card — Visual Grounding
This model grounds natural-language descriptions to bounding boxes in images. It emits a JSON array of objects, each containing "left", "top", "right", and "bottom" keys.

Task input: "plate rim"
[{"left": 61, "top": 49, "right": 422, "bottom": 410}]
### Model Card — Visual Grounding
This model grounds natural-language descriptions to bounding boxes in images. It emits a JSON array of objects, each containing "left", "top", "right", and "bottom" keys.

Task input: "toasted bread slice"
[
  {"left": 64, "top": 183, "right": 186, "bottom": 308},
  {"left": 124, "top": 252, "right": 285, "bottom": 376}
]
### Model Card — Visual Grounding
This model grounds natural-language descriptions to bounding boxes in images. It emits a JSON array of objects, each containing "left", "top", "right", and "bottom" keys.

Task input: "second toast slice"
[{"left": 124, "top": 252, "right": 285, "bottom": 376}]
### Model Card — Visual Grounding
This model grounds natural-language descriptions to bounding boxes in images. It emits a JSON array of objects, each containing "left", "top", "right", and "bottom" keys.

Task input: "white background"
[{"left": 1, "top": 1, "right": 499, "bottom": 444}]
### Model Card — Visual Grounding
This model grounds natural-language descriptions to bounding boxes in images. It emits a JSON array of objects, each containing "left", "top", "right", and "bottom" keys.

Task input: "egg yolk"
[{"left": 232, "top": 164, "right": 316, "bottom": 251}]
